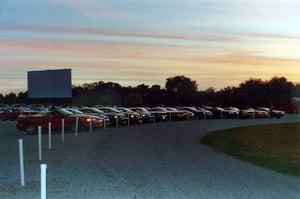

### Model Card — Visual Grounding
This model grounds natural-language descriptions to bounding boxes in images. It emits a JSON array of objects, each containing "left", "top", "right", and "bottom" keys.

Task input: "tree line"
[{"left": 1, "top": 76, "right": 300, "bottom": 112}]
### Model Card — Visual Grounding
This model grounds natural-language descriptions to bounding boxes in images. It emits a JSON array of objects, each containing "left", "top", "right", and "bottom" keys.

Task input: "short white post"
[
  {"left": 89, "top": 117, "right": 92, "bottom": 132},
  {"left": 48, "top": 122, "right": 52, "bottom": 150},
  {"left": 75, "top": 117, "right": 79, "bottom": 136},
  {"left": 38, "top": 126, "right": 42, "bottom": 161},
  {"left": 18, "top": 139, "right": 25, "bottom": 186},
  {"left": 40, "top": 164, "right": 47, "bottom": 199},
  {"left": 61, "top": 119, "right": 65, "bottom": 142}
]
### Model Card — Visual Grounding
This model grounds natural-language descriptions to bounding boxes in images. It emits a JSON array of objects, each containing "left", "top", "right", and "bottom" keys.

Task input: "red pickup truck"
[{"left": 17, "top": 108, "right": 103, "bottom": 135}]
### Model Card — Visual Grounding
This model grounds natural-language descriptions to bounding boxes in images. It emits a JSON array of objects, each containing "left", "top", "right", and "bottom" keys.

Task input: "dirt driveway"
[{"left": 0, "top": 115, "right": 299, "bottom": 198}]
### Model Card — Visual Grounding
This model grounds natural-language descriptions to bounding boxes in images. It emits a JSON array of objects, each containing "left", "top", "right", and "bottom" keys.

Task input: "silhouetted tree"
[
  {"left": 73, "top": 88, "right": 122, "bottom": 106},
  {"left": 217, "top": 86, "right": 237, "bottom": 107},
  {"left": 0, "top": 93, "right": 3, "bottom": 103},
  {"left": 147, "top": 85, "right": 164, "bottom": 106},
  {"left": 17, "top": 92, "right": 28, "bottom": 104},
  {"left": 4, "top": 92, "right": 17, "bottom": 105},
  {"left": 165, "top": 76, "right": 198, "bottom": 106},
  {"left": 2, "top": 75, "right": 297, "bottom": 110},
  {"left": 237, "top": 78, "right": 267, "bottom": 107},
  {"left": 72, "top": 86, "right": 85, "bottom": 98},
  {"left": 124, "top": 92, "right": 143, "bottom": 107},
  {"left": 136, "top": 84, "right": 149, "bottom": 99},
  {"left": 292, "top": 84, "right": 300, "bottom": 97},
  {"left": 266, "top": 77, "right": 293, "bottom": 106}
]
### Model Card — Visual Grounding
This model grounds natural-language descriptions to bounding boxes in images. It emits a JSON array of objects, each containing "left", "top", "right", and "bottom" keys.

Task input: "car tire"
[{"left": 25, "top": 123, "right": 37, "bottom": 135}]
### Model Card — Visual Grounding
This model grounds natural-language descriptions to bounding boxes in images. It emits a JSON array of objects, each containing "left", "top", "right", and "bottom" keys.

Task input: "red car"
[
  {"left": 165, "top": 107, "right": 195, "bottom": 120},
  {"left": 254, "top": 109, "right": 270, "bottom": 118},
  {"left": 17, "top": 108, "right": 103, "bottom": 135},
  {"left": 0, "top": 107, "right": 38, "bottom": 121}
]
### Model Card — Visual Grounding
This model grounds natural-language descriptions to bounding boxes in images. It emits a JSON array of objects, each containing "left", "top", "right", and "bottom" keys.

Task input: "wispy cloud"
[
  {"left": 38, "top": 0, "right": 136, "bottom": 20},
  {"left": 1, "top": 0, "right": 300, "bottom": 93}
]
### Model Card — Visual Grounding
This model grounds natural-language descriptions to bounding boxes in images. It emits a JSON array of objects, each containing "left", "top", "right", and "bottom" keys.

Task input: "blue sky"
[{"left": 0, "top": 0, "right": 299, "bottom": 94}]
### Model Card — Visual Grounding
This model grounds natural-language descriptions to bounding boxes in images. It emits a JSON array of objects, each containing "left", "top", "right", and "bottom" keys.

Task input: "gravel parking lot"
[{"left": 0, "top": 115, "right": 300, "bottom": 199}]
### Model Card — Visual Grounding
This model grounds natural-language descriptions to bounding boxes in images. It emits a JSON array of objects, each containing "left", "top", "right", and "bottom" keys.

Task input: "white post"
[
  {"left": 204, "top": 112, "right": 206, "bottom": 120},
  {"left": 153, "top": 113, "right": 155, "bottom": 123},
  {"left": 40, "top": 164, "right": 47, "bottom": 199},
  {"left": 48, "top": 122, "right": 51, "bottom": 150},
  {"left": 38, "top": 126, "right": 42, "bottom": 161},
  {"left": 18, "top": 139, "right": 25, "bottom": 186},
  {"left": 116, "top": 117, "right": 119, "bottom": 128},
  {"left": 61, "top": 119, "right": 65, "bottom": 142},
  {"left": 89, "top": 117, "right": 92, "bottom": 132},
  {"left": 75, "top": 117, "right": 79, "bottom": 136}
]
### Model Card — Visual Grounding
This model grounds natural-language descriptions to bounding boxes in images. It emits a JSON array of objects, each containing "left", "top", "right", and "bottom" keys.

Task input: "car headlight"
[
  {"left": 86, "top": 118, "right": 92, "bottom": 122},
  {"left": 114, "top": 115, "right": 118, "bottom": 119}
]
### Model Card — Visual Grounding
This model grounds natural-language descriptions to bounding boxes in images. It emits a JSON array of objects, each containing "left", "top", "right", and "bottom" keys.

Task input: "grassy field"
[{"left": 200, "top": 122, "right": 300, "bottom": 176}]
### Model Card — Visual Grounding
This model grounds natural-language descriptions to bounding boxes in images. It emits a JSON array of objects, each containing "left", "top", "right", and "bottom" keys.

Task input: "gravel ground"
[{"left": 0, "top": 115, "right": 300, "bottom": 199}]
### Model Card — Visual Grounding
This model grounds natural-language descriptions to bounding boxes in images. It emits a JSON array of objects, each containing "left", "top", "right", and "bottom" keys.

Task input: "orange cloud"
[{"left": 1, "top": 25, "right": 300, "bottom": 92}]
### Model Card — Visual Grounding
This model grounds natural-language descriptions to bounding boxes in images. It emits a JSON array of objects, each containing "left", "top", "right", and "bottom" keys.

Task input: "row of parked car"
[{"left": 0, "top": 103, "right": 286, "bottom": 135}]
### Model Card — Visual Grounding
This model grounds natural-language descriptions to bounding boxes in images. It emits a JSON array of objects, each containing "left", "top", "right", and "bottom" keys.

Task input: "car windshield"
[
  {"left": 100, "top": 107, "right": 121, "bottom": 113},
  {"left": 151, "top": 107, "right": 167, "bottom": 111},
  {"left": 19, "top": 107, "right": 32, "bottom": 111},
  {"left": 56, "top": 108, "right": 74, "bottom": 116},
  {"left": 118, "top": 108, "right": 133, "bottom": 113},
  {"left": 90, "top": 108, "right": 104, "bottom": 114},
  {"left": 67, "top": 108, "right": 83, "bottom": 114},
  {"left": 133, "top": 107, "right": 149, "bottom": 112},
  {"left": 185, "top": 107, "right": 197, "bottom": 111},
  {"left": 166, "top": 107, "right": 177, "bottom": 111}
]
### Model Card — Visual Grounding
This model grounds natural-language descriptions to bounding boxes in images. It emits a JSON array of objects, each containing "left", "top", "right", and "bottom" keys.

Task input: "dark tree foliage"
[
  {"left": 147, "top": 85, "right": 165, "bottom": 107},
  {"left": 17, "top": 92, "right": 28, "bottom": 104},
  {"left": 4, "top": 93, "right": 17, "bottom": 104},
  {"left": 165, "top": 75, "right": 198, "bottom": 106},
  {"left": 124, "top": 92, "right": 143, "bottom": 107},
  {"left": 213, "top": 77, "right": 294, "bottom": 108},
  {"left": 0, "top": 93, "right": 4, "bottom": 103},
  {"left": 217, "top": 86, "right": 237, "bottom": 107},
  {"left": 267, "top": 77, "right": 293, "bottom": 106},
  {"left": 197, "top": 87, "right": 217, "bottom": 106},
  {"left": 72, "top": 88, "right": 122, "bottom": 106},
  {"left": 1, "top": 76, "right": 297, "bottom": 112},
  {"left": 292, "top": 84, "right": 300, "bottom": 97}
]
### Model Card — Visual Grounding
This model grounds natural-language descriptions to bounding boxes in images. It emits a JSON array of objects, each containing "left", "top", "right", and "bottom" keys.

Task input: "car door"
[{"left": 48, "top": 111, "right": 65, "bottom": 131}]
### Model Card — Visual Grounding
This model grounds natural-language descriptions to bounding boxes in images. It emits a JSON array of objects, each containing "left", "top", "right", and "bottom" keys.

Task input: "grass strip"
[{"left": 200, "top": 122, "right": 300, "bottom": 176}]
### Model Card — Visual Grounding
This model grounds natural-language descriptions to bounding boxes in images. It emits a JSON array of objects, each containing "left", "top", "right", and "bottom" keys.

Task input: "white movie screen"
[{"left": 27, "top": 69, "right": 72, "bottom": 98}]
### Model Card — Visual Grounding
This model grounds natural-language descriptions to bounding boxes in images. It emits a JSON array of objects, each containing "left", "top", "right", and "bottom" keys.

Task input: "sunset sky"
[{"left": 0, "top": 0, "right": 299, "bottom": 94}]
